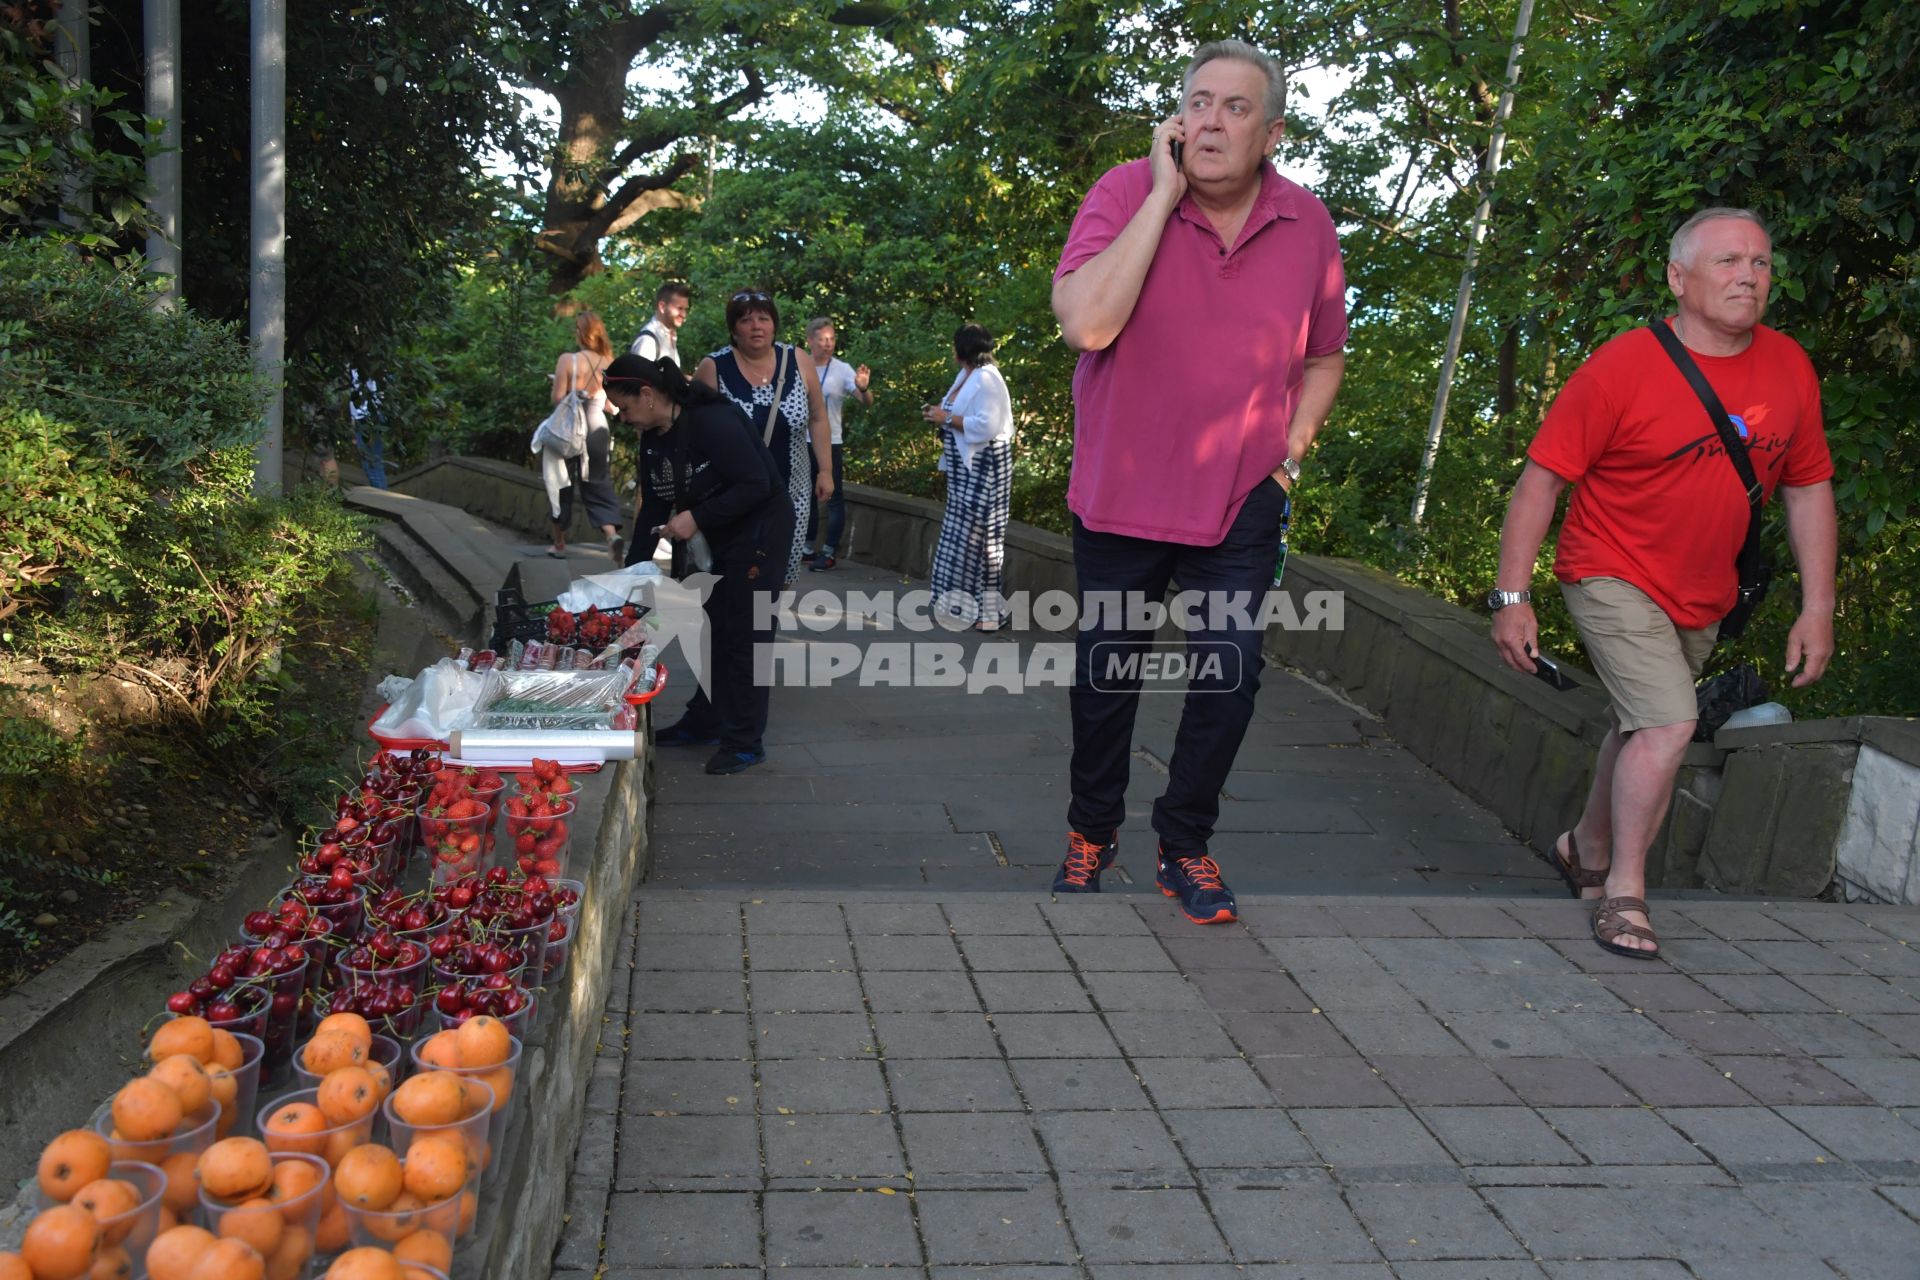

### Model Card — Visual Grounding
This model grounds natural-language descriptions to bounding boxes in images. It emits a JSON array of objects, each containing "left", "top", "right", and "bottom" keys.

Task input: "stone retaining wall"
[
  {"left": 830, "top": 485, "right": 1920, "bottom": 901},
  {"left": 390, "top": 455, "right": 600, "bottom": 544}
]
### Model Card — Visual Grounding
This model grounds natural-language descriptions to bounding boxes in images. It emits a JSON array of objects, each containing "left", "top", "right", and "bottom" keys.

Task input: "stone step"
[
  {"left": 346, "top": 485, "right": 519, "bottom": 599},
  {"left": 373, "top": 520, "right": 486, "bottom": 643}
]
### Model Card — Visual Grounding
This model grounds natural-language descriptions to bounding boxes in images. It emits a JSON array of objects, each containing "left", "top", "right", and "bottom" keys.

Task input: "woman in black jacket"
[{"left": 605, "top": 353, "right": 794, "bottom": 774}]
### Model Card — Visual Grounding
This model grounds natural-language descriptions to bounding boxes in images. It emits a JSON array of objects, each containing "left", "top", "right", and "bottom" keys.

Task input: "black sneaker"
[
  {"left": 808, "top": 554, "right": 837, "bottom": 571},
  {"left": 656, "top": 721, "right": 720, "bottom": 748},
  {"left": 1050, "top": 831, "right": 1119, "bottom": 897},
  {"left": 705, "top": 748, "right": 766, "bottom": 775},
  {"left": 1156, "top": 847, "right": 1238, "bottom": 924}
]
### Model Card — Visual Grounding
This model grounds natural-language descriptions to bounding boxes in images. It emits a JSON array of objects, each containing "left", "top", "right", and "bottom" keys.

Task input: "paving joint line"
[
  {"left": 577, "top": 893, "right": 644, "bottom": 1277},
  {"left": 945, "top": 900, "right": 1095, "bottom": 1278},
  {"left": 841, "top": 903, "right": 935, "bottom": 1273},
  {"left": 739, "top": 900, "right": 773, "bottom": 1271}
]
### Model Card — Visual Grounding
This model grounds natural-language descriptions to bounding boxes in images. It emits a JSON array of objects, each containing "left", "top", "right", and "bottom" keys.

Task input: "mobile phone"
[
  {"left": 1170, "top": 138, "right": 1184, "bottom": 168},
  {"left": 1525, "top": 646, "right": 1575, "bottom": 691}
]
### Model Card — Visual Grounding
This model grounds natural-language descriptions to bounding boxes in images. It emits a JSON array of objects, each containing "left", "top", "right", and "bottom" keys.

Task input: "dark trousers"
[
  {"left": 679, "top": 514, "right": 791, "bottom": 756},
  {"left": 674, "top": 537, "right": 786, "bottom": 754},
  {"left": 1067, "top": 479, "right": 1290, "bottom": 855},
  {"left": 806, "top": 443, "right": 847, "bottom": 556}
]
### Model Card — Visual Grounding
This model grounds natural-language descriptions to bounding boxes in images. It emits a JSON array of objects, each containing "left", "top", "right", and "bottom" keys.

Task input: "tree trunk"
[{"left": 538, "top": 41, "right": 635, "bottom": 295}]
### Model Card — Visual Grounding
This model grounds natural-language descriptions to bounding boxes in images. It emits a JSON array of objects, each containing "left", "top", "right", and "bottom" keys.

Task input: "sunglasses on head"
[{"left": 731, "top": 291, "right": 771, "bottom": 303}]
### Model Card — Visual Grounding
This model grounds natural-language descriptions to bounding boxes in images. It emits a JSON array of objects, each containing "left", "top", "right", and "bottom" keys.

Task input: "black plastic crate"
[{"left": 489, "top": 599, "right": 561, "bottom": 651}]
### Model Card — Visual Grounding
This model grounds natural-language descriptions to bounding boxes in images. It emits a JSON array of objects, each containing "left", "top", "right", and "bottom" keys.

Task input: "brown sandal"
[
  {"left": 1545, "top": 830, "right": 1608, "bottom": 899},
  {"left": 1592, "top": 896, "right": 1661, "bottom": 960}
]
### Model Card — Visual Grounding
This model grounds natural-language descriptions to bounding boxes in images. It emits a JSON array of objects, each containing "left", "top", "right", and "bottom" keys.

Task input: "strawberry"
[{"left": 516, "top": 832, "right": 538, "bottom": 855}]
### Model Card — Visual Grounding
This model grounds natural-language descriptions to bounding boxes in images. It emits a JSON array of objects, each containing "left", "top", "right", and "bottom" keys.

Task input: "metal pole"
[
  {"left": 251, "top": 0, "right": 287, "bottom": 496},
  {"left": 53, "top": 1, "right": 92, "bottom": 225},
  {"left": 1409, "top": 0, "right": 1536, "bottom": 529},
  {"left": 146, "top": 0, "right": 182, "bottom": 304}
]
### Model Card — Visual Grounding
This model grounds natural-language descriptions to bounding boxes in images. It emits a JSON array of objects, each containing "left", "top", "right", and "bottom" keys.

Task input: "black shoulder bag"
[{"left": 1648, "top": 319, "right": 1773, "bottom": 639}]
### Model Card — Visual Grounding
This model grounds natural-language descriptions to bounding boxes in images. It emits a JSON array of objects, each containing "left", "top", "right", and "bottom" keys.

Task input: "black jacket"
[{"left": 632, "top": 398, "right": 790, "bottom": 567}]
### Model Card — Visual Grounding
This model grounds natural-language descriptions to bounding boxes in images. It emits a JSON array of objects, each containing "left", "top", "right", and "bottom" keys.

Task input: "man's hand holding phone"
[{"left": 1151, "top": 116, "right": 1188, "bottom": 201}]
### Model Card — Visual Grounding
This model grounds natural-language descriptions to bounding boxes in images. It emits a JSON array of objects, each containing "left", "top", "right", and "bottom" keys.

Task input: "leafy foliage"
[
  {"left": 0, "top": 237, "right": 371, "bottom": 729},
  {"left": 0, "top": 16, "right": 158, "bottom": 246}
]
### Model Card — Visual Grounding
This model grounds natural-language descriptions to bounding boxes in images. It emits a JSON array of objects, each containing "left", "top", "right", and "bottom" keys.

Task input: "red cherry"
[{"left": 167, "top": 992, "right": 200, "bottom": 1015}]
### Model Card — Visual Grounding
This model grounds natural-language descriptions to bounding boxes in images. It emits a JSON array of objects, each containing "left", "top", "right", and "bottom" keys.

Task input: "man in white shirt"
[
  {"left": 804, "top": 317, "right": 872, "bottom": 570},
  {"left": 630, "top": 281, "right": 691, "bottom": 366}
]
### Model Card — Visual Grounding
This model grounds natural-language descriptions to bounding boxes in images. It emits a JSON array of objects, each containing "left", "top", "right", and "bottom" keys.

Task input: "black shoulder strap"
[{"left": 1649, "top": 319, "right": 1761, "bottom": 510}]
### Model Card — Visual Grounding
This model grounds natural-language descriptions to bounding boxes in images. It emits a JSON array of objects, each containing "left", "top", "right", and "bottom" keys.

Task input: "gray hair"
[
  {"left": 1182, "top": 40, "right": 1286, "bottom": 124},
  {"left": 805, "top": 316, "right": 836, "bottom": 339},
  {"left": 1669, "top": 207, "right": 1770, "bottom": 267}
]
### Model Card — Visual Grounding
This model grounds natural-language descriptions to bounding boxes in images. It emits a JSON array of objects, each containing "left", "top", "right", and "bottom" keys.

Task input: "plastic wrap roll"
[{"left": 447, "top": 728, "right": 640, "bottom": 762}]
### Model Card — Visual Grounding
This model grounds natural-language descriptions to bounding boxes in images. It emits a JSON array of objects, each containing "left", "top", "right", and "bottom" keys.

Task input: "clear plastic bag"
[{"left": 469, "top": 667, "right": 637, "bottom": 731}]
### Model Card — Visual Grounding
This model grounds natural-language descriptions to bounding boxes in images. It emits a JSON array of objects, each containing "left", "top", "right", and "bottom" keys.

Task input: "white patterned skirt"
[
  {"left": 930, "top": 436, "right": 1012, "bottom": 629},
  {"left": 782, "top": 425, "right": 809, "bottom": 586}
]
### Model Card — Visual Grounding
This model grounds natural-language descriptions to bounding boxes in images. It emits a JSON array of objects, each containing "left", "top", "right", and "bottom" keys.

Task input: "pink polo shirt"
[{"left": 1055, "top": 159, "right": 1348, "bottom": 544}]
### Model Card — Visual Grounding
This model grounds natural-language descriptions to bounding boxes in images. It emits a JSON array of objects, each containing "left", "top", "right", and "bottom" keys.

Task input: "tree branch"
[
  {"left": 595, "top": 152, "right": 703, "bottom": 240},
  {"left": 600, "top": 64, "right": 765, "bottom": 186}
]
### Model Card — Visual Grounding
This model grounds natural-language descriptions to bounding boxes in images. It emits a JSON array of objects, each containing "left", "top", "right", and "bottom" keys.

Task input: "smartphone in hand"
[
  {"left": 1525, "top": 645, "right": 1575, "bottom": 692},
  {"left": 1170, "top": 138, "right": 1184, "bottom": 168}
]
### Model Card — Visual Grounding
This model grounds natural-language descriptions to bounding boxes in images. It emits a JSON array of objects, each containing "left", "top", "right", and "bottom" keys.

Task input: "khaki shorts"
[{"left": 1561, "top": 577, "right": 1717, "bottom": 732}]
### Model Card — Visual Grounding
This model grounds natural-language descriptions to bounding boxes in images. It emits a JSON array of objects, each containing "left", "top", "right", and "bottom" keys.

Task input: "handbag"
[
  {"left": 530, "top": 354, "right": 591, "bottom": 460},
  {"left": 1649, "top": 319, "right": 1773, "bottom": 639}
]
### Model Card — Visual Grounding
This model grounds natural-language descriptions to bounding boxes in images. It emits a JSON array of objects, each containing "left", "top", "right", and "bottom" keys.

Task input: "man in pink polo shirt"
[{"left": 1048, "top": 39, "right": 1348, "bottom": 924}]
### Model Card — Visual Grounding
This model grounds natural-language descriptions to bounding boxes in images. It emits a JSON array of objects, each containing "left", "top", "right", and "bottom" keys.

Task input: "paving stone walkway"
[
  {"left": 554, "top": 890, "right": 1920, "bottom": 1279},
  {"left": 645, "top": 562, "right": 1556, "bottom": 897}
]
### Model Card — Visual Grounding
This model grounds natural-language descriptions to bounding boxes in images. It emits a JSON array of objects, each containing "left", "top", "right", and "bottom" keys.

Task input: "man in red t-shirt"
[{"left": 1491, "top": 208, "right": 1837, "bottom": 958}]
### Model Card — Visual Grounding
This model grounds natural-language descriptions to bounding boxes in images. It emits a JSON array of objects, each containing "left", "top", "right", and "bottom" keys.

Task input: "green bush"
[
  {"left": 0, "top": 410, "right": 142, "bottom": 623},
  {"left": 0, "top": 24, "right": 156, "bottom": 246},
  {"left": 0, "top": 237, "right": 371, "bottom": 729}
]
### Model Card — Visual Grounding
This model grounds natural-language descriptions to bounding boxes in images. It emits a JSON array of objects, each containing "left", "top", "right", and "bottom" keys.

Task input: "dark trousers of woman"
[
  {"left": 674, "top": 523, "right": 790, "bottom": 755},
  {"left": 557, "top": 424, "right": 622, "bottom": 530},
  {"left": 1066, "top": 479, "right": 1290, "bottom": 855},
  {"left": 807, "top": 443, "right": 847, "bottom": 556}
]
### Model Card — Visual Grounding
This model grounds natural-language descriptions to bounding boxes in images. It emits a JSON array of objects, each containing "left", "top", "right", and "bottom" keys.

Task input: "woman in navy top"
[{"left": 695, "top": 289, "right": 832, "bottom": 588}]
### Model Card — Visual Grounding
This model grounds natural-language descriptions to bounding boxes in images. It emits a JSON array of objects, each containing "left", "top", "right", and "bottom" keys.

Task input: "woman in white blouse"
[{"left": 922, "top": 324, "right": 1016, "bottom": 630}]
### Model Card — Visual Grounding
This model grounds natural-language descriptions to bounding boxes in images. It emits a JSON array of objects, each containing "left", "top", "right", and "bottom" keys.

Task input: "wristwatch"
[
  {"left": 1279, "top": 457, "right": 1301, "bottom": 484},
  {"left": 1486, "top": 588, "right": 1532, "bottom": 610}
]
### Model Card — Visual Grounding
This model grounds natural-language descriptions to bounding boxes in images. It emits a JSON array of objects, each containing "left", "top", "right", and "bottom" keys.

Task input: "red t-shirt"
[{"left": 1529, "top": 323, "right": 1833, "bottom": 629}]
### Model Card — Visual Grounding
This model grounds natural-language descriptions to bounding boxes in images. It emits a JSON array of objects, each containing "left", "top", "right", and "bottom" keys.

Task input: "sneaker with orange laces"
[
  {"left": 1050, "top": 831, "right": 1118, "bottom": 897},
  {"left": 1156, "top": 847, "right": 1238, "bottom": 924}
]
